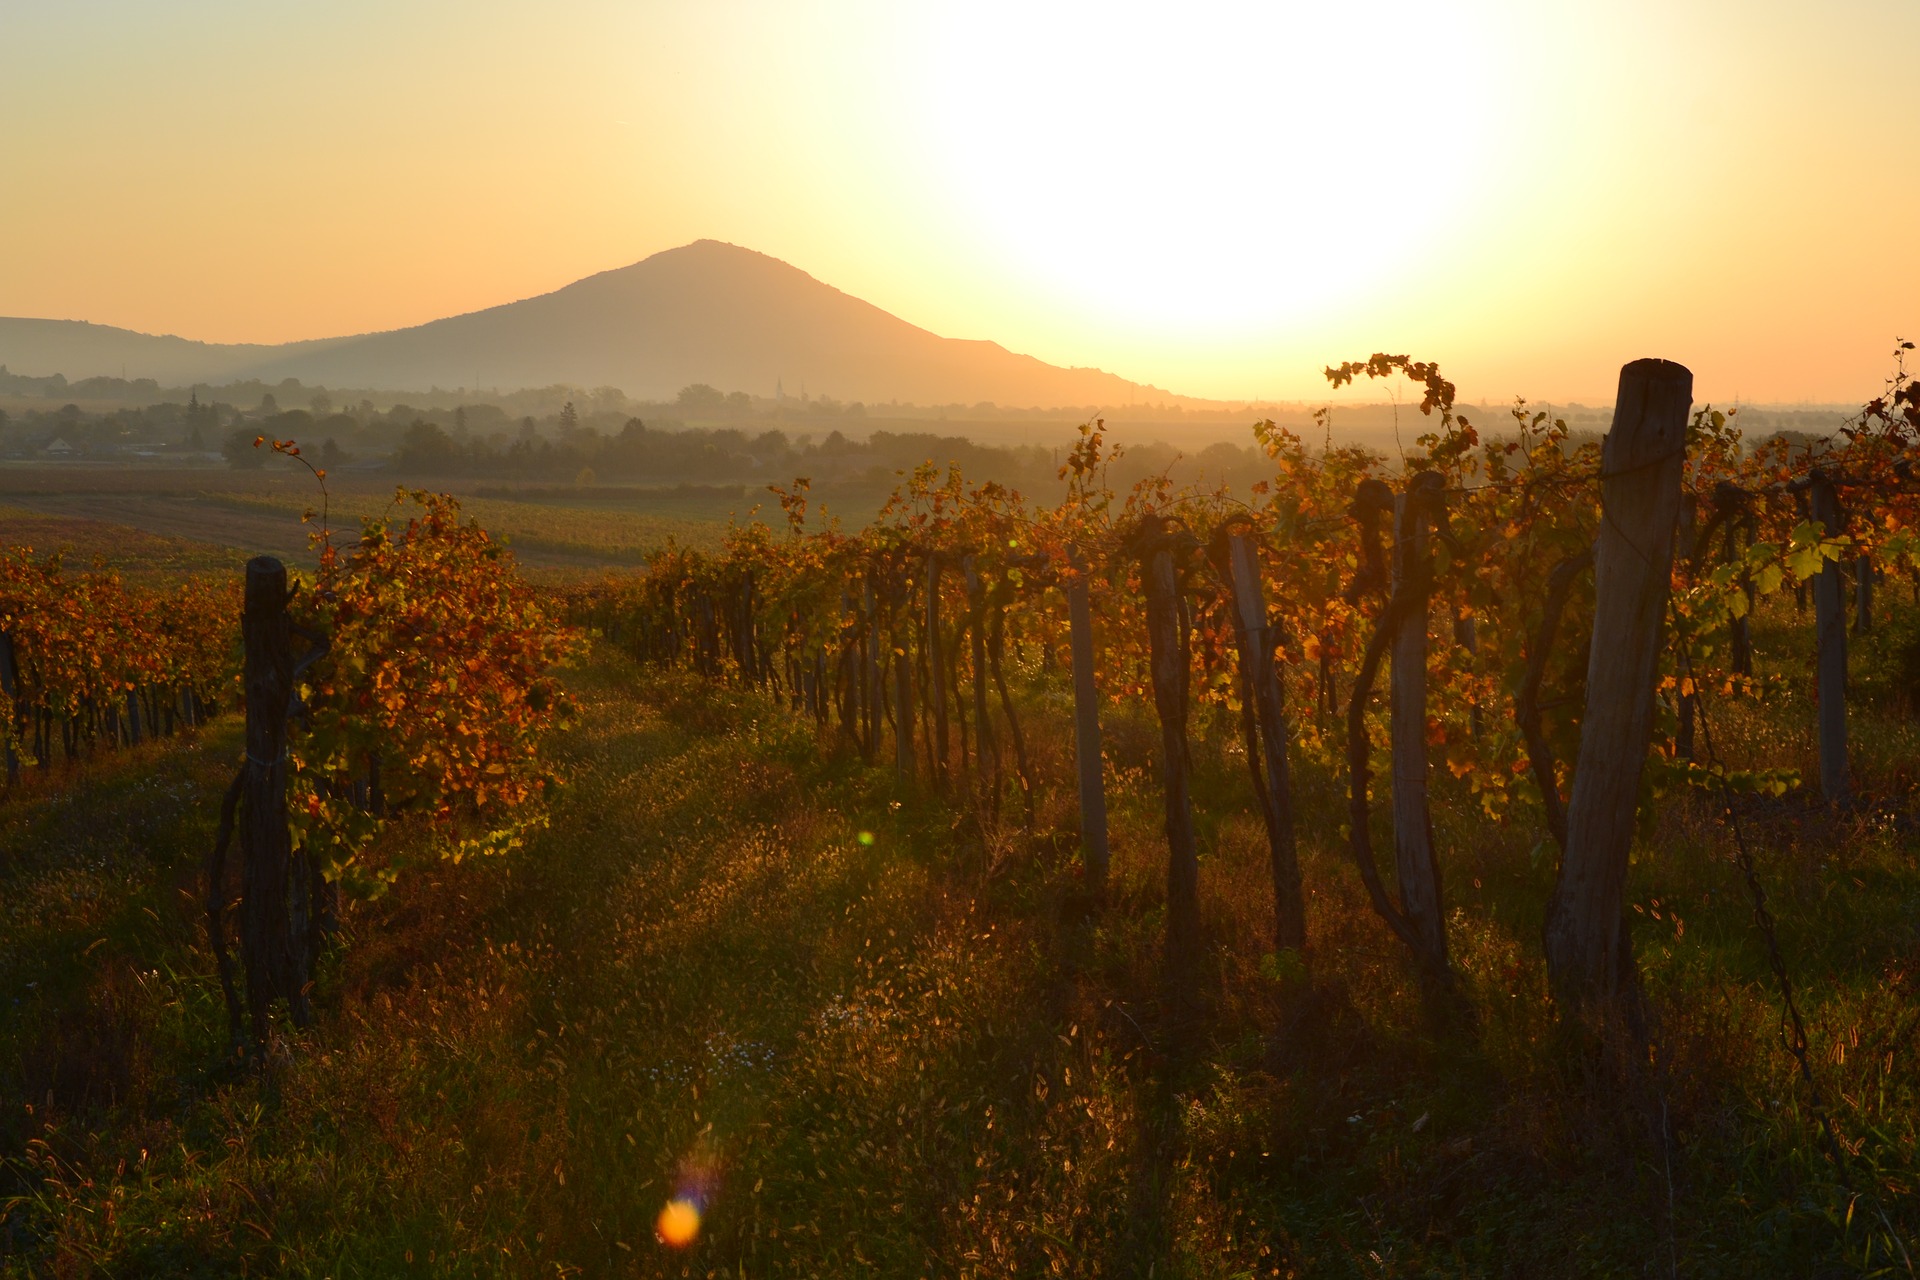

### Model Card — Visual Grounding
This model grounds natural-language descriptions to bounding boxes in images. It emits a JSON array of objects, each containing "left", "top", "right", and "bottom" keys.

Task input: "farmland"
[{"left": 0, "top": 465, "right": 732, "bottom": 575}]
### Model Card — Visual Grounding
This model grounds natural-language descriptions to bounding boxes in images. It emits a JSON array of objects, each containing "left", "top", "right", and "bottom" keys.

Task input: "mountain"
[
  {"left": 0, "top": 320, "right": 350, "bottom": 389},
  {"left": 0, "top": 241, "right": 1180, "bottom": 408}
]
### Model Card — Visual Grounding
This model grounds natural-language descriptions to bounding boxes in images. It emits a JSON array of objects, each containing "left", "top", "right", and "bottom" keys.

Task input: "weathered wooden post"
[
  {"left": 984, "top": 573, "right": 1036, "bottom": 830},
  {"left": 0, "top": 632, "right": 18, "bottom": 783},
  {"left": 893, "top": 578, "right": 915, "bottom": 783},
  {"left": 1714, "top": 482, "right": 1754, "bottom": 678},
  {"left": 963, "top": 555, "right": 997, "bottom": 805},
  {"left": 1131, "top": 517, "right": 1201, "bottom": 991},
  {"left": 1221, "top": 528, "right": 1305, "bottom": 952},
  {"left": 1544, "top": 358, "right": 1691, "bottom": 1010},
  {"left": 1452, "top": 613, "right": 1483, "bottom": 740},
  {"left": 1390, "top": 471, "right": 1448, "bottom": 967},
  {"left": 1066, "top": 545, "right": 1110, "bottom": 891},
  {"left": 238, "top": 556, "right": 313, "bottom": 1040},
  {"left": 1809, "top": 470, "right": 1850, "bottom": 805},
  {"left": 861, "top": 579, "right": 881, "bottom": 763},
  {"left": 1854, "top": 553, "right": 1873, "bottom": 634},
  {"left": 925, "top": 554, "right": 950, "bottom": 789}
]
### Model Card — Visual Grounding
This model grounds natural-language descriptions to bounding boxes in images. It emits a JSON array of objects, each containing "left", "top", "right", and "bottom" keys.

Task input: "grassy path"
[{"left": 3, "top": 644, "right": 1916, "bottom": 1276}]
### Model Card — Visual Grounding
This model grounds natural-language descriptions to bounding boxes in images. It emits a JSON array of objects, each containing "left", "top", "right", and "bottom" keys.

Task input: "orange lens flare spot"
[{"left": 656, "top": 1198, "right": 700, "bottom": 1247}]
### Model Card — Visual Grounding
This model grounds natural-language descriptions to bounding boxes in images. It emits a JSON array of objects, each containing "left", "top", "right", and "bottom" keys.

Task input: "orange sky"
[{"left": 2, "top": 0, "right": 1914, "bottom": 403}]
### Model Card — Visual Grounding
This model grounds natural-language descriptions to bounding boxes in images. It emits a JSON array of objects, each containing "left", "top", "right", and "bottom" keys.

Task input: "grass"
[
  {"left": 2, "top": 595, "right": 1919, "bottom": 1275},
  {"left": 198, "top": 490, "right": 727, "bottom": 562}
]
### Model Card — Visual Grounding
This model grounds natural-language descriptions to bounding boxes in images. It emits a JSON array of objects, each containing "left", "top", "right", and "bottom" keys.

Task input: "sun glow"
[{"left": 918, "top": 1, "right": 1506, "bottom": 335}]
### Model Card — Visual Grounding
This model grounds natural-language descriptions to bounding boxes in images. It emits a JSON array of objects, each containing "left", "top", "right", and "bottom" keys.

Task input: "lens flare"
[
  {"left": 656, "top": 1197, "right": 700, "bottom": 1247},
  {"left": 857, "top": 830, "right": 876, "bottom": 846}
]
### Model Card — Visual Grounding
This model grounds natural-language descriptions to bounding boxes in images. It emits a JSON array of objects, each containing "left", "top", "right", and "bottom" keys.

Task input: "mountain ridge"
[{"left": 0, "top": 241, "right": 1194, "bottom": 409}]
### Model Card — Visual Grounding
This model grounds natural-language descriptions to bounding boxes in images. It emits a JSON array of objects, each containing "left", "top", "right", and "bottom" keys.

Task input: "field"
[
  {"left": 2, "top": 548, "right": 1918, "bottom": 1275},
  {"left": 0, "top": 464, "right": 733, "bottom": 576}
]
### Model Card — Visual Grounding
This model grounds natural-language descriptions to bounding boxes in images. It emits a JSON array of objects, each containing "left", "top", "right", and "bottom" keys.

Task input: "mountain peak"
[{"left": 2, "top": 245, "right": 1172, "bottom": 407}]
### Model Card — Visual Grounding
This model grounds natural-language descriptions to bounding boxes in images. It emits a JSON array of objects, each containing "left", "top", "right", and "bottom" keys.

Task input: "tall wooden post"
[
  {"left": 1223, "top": 531, "right": 1305, "bottom": 952},
  {"left": 964, "top": 555, "right": 997, "bottom": 803},
  {"left": 0, "top": 632, "right": 18, "bottom": 783},
  {"left": 1390, "top": 472, "right": 1447, "bottom": 966},
  {"left": 1718, "top": 484, "right": 1754, "bottom": 678},
  {"left": 1855, "top": 553, "right": 1873, "bottom": 634},
  {"left": 239, "top": 557, "right": 312, "bottom": 1040},
  {"left": 1810, "top": 471, "right": 1849, "bottom": 805},
  {"left": 925, "top": 554, "right": 950, "bottom": 789},
  {"left": 1134, "top": 520, "right": 1200, "bottom": 989},
  {"left": 893, "top": 578, "right": 915, "bottom": 782},
  {"left": 862, "top": 578, "right": 882, "bottom": 763},
  {"left": 1544, "top": 359, "right": 1691, "bottom": 1009},
  {"left": 1066, "top": 545, "right": 1110, "bottom": 891}
]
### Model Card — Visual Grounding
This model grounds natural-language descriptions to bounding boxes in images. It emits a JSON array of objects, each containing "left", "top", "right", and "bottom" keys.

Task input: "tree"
[
  {"left": 393, "top": 420, "right": 459, "bottom": 473},
  {"left": 186, "top": 389, "right": 218, "bottom": 438},
  {"left": 558, "top": 402, "right": 579, "bottom": 434},
  {"left": 223, "top": 427, "right": 267, "bottom": 469},
  {"left": 677, "top": 384, "right": 727, "bottom": 416}
]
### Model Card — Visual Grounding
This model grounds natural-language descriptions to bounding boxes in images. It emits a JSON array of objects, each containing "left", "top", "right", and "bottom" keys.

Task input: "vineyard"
[
  {"left": 580, "top": 353, "right": 1919, "bottom": 1010},
  {"left": 3, "top": 353, "right": 1920, "bottom": 1274},
  {"left": 0, "top": 551, "right": 233, "bottom": 781}
]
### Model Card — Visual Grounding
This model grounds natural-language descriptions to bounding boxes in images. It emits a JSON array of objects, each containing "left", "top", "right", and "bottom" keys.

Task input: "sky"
[{"left": 2, "top": 0, "right": 1915, "bottom": 404}]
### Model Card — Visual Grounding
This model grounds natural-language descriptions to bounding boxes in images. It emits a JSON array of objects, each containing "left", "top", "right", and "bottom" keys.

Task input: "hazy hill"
[
  {"left": 0, "top": 319, "right": 347, "bottom": 390},
  {"left": 0, "top": 241, "right": 1182, "bottom": 409}
]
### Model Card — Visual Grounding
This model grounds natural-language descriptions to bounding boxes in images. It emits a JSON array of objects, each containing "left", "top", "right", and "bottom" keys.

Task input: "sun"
[{"left": 915, "top": 1, "right": 1505, "bottom": 335}]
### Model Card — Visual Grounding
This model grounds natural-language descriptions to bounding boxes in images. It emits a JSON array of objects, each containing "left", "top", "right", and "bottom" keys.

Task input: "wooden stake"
[
  {"left": 1390, "top": 472, "right": 1447, "bottom": 966},
  {"left": 926, "top": 554, "right": 950, "bottom": 789},
  {"left": 1810, "top": 470, "right": 1850, "bottom": 805},
  {"left": 238, "top": 556, "right": 312, "bottom": 1041},
  {"left": 964, "top": 555, "right": 997, "bottom": 807},
  {"left": 894, "top": 577, "right": 915, "bottom": 782},
  {"left": 1223, "top": 529, "right": 1305, "bottom": 952},
  {"left": 1066, "top": 545, "right": 1110, "bottom": 890},
  {"left": 1544, "top": 358, "right": 1691, "bottom": 1009},
  {"left": 1133, "top": 518, "right": 1200, "bottom": 990}
]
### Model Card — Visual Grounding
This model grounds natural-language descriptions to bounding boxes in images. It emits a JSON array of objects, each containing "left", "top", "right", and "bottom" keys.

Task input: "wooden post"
[
  {"left": 1810, "top": 470, "right": 1849, "bottom": 805},
  {"left": 985, "top": 578, "right": 1036, "bottom": 830},
  {"left": 1066, "top": 545, "right": 1110, "bottom": 891},
  {"left": 0, "top": 632, "right": 17, "bottom": 783},
  {"left": 1544, "top": 358, "right": 1691, "bottom": 1009},
  {"left": 964, "top": 555, "right": 997, "bottom": 804},
  {"left": 925, "top": 554, "right": 950, "bottom": 789},
  {"left": 1717, "top": 484, "right": 1754, "bottom": 678},
  {"left": 1134, "top": 519, "right": 1201, "bottom": 989},
  {"left": 1223, "top": 530, "right": 1305, "bottom": 952},
  {"left": 1452, "top": 613, "right": 1482, "bottom": 739},
  {"left": 1855, "top": 552, "right": 1873, "bottom": 634},
  {"left": 862, "top": 579, "right": 881, "bottom": 763},
  {"left": 238, "top": 556, "right": 313, "bottom": 1041},
  {"left": 893, "top": 579, "right": 915, "bottom": 782},
  {"left": 1390, "top": 472, "right": 1447, "bottom": 967}
]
